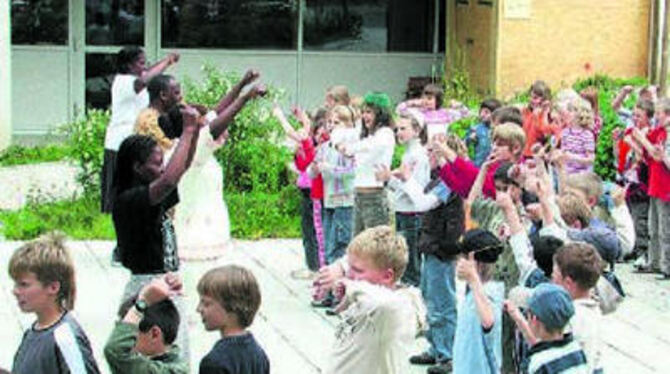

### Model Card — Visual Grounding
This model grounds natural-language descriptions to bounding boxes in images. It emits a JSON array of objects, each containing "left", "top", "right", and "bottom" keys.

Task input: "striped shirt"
[
  {"left": 528, "top": 334, "right": 589, "bottom": 374},
  {"left": 561, "top": 127, "right": 595, "bottom": 174},
  {"left": 13, "top": 312, "right": 100, "bottom": 374}
]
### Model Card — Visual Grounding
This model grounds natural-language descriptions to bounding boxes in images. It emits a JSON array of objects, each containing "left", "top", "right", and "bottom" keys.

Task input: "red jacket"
[
  {"left": 439, "top": 157, "right": 498, "bottom": 199},
  {"left": 295, "top": 138, "right": 323, "bottom": 199},
  {"left": 645, "top": 127, "right": 670, "bottom": 202}
]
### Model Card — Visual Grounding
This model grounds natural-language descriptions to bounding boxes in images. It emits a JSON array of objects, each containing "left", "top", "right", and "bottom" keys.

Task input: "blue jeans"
[
  {"left": 323, "top": 206, "right": 353, "bottom": 265},
  {"left": 421, "top": 254, "right": 457, "bottom": 362},
  {"left": 300, "top": 188, "right": 319, "bottom": 271},
  {"left": 396, "top": 213, "right": 422, "bottom": 287}
]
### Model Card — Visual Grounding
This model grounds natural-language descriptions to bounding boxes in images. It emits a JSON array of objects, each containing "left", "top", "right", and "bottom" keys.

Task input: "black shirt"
[
  {"left": 113, "top": 184, "right": 180, "bottom": 274},
  {"left": 199, "top": 333, "right": 270, "bottom": 374}
]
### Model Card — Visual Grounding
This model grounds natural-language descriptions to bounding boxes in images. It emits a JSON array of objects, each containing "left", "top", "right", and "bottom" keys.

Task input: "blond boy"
[
  {"left": 197, "top": 265, "right": 269, "bottom": 374},
  {"left": 327, "top": 226, "right": 425, "bottom": 374},
  {"left": 9, "top": 233, "right": 101, "bottom": 374}
]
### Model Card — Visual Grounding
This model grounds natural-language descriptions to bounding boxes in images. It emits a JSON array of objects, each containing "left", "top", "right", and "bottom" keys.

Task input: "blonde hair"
[
  {"left": 330, "top": 105, "right": 355, "bottom": 128},
  {"left": 327, "top": 85, "right": 351, "bottom": 106},
  {"left": 397, "top": 113, "right": 427, "bottom": 145},
  {"left": 573, "top": 102, "right": 594, "bottom": 130},
  {"left": 565, "top": 172, "right": 603, "bottom": 201},
  {"left": 347, "top": 226, "right": 408, "bottom": 282},
  {"left": 8, "top": 232, "right": 76, "bottom": 311},
  {"left": 135, "top": 108, "right": 173, "bottom": 151},
  {"left": 197, "top": 265, "right": 261, "bottom": 329},
  {"left": 558, "top": 193, "right": 593, "bottom": 228},
  {"left": 657, "top": 97, "right": 670, "bottom": 116},
  {"left": 492, "top": 122, "right": 526, "bottom": 156}
]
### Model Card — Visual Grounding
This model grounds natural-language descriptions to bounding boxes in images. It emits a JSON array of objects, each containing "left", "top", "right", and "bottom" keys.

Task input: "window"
[
  {"left": 85, "top": 53, "right": 117, "bottom": 110},
  {"left": 86, "top": 0, "right": 145, "bottom": 46},
  {"left": 161, "top": 0, "right": 297, "bottom": 49},
  {"left": 11, "top": 0, "right": 68, "bottom": 45},
  {"left": 304, "top": 0, "right": 438, "bottom": 53}
]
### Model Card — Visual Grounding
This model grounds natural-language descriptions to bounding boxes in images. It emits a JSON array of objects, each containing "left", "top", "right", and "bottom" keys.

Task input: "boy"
[
  {"left": 492, "top": 106, "right": 523, "bottom": 127},
  {"left": 631, "top": 97, "right": 670, "bottom": 278},
  {"left": 452, "top": 229, "right": 505, "bottom": 374},
  {"left": 328, "top": 226, "right": 425, "bottom": 374},
  {"left": 9, "top": 233, "right": 101, "bottom": 374},
  {"left": 197, "top": 265, "right": 269, "bottom": 374},
  {"left": 511, "top": 283, "right": 588, "bottom": 374},
  {"left": 467, "top": 98, "right": 503, "bottom": 167},
  {"left": 105, "top": 275, "right": 187, "bottom": 373}
]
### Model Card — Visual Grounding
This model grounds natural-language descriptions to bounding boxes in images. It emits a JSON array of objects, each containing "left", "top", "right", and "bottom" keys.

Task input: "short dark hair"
[
  {"left": 554, "top": 242, "right": 603, "bottom": 291},
  {"left": 529, "top": 80, "right": 551, "bottom": 100},
  {"left": 531, "top": 235, "right": 564, "bottom": 278},
  {"left": 480, "top": 98, "right": 502, "bottom": 113},
  {"left": 491, "top": 106, "right": 523, "bottom": 126},
  {"left": 116, "top": 46, "right": 144, "bottom": 74},
  {"left": 147, "top": 74, "right": 174, "bottom": 103},
  {"left": 139, "top": 300, "right": 180, "bottom": 345}
]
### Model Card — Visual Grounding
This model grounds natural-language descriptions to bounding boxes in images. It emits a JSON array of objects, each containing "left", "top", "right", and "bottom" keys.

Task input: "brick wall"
[{"left": 496, "top": 0, "right": 650, "bottom": 98}]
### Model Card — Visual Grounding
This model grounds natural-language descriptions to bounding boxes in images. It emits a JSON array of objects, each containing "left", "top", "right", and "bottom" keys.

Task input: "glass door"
[{"left": 83, "top": 0, "right": 146, "bottom": 110}]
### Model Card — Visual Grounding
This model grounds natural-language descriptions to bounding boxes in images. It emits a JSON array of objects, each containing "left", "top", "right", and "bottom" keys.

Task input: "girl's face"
[
  {"left": 395, "top": 118, "right": 417, "bottom": 145},
  {"left": 633, "top": 107, "right": 650, "bottom": 129},
  {"left": 530, "top": 92, "right": 544, "bottom": 109},
  {"left": 479, "top": 108, "right": 492, "bottom": 123},
  {"left": 325, "top": 93, "right": 336, "bottom": 109},
  {"left": 315, "top": 125, "right": 329, "bottom": 144},
  {"left": 135, "top": 145, "right": 164, "bottom": 183},
  {"left": 327, "top": 115, "right": 344, "bottom": 132},
  {"left": 422, "top": 95, "right": 437, "bottom": 111},
  {"left": 362, "top": 107, "right": 376, "bottom": 129},
  {"left": 559, "top": 108, "right": 576, "bottom": 128},
  {"left": 129, "top": 52, "right": 147, "bottom": 76}
]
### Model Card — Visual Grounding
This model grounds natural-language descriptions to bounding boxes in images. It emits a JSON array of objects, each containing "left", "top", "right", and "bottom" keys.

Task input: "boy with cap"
[
  {"left": 511, "top": 283, "right": 588, "bottom": 374},
  {"left": 452, "top": 229, "right": 505, "bottom": 374}
]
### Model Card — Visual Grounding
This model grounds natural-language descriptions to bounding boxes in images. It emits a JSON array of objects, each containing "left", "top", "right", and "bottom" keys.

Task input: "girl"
[
  {"left": 101, "top": 46, "right": 179, "bottom": 213},
  {"left": 339, "top": 92, "right": 396, "bottom": 236},
  {"left": 375, "top": 113, "right": 430, "bottom": 287},
  {"left": 396, "top": 84, "right": 470, "bottom": 139},
  {"left": 112, "top": 106, "right": 200, "bottom": 363},
  {"left": 580, "top": 87, "right": 602, "bottom": 136},
  {"left": 560, "top": 101, "right": 596, "bottom": 174},
  {"left": 325, "top": 85, "right": 350, "bottom": 109}
]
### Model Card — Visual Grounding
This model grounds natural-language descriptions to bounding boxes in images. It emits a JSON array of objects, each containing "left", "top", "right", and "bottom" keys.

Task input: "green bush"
[
  {"left": 0, "top": 144, "right": 71, "bottom": 167},
  {"left": 62, "top": 109, "right": 109, "bottom": 194}
]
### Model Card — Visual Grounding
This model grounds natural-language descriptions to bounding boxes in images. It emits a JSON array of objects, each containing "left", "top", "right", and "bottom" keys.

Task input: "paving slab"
[{"left": 1, "top": 239, "right": 670, "bottom": 373}]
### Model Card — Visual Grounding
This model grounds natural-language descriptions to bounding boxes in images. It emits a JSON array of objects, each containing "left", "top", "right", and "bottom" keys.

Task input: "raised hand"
[
  {"left": 181, "top": 105, "right": 200, "bottom": 131},
  {"left": 390, "top": 163, "right": 412, "bottom": 182},
  {"left": 167, "top": 52, "right": 180, "bottom": 65},
  {"left": 456, "top": 252, "right": 479, "bottom": 284},
  {"left": 242, "top": 69, "right": 261, "bottom": 86}
]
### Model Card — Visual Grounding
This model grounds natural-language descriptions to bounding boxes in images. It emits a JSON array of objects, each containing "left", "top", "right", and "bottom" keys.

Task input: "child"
[
  {"left": 491, "top": 106, "right": 523, "bottom": 127},
  {"left": 452, "top": 229, "right": 505, "bottom": 374},
  {"left": 391, "top": 134, "right": 464, "bottom": 374},
  {"left": 338, "top": 92, "right": 396, "bottom": 235},
  {"left": 560, "top": 102, "right": 596, "bottom": 174},
  {"left": 104, "top": 275, "right": 187, "bottom": 373},
  {"left": 327, "top": 226, "right": 425, "bottom": 374},
  {"left": 522, "top": 80, "right": 560, "bottom": 158},
  {"left": 514, "top": 283, "right": 588, "bottom": 374},
  {"left": 319, "top": 105, "right": 358, "bottom": 266},
  {"left": 580, "top": 86, "right": 602, "bottom": 136},
  {"left": 197, "top": 265, "right": 269, "bottom": 374},
  {"left": 631, "top": 97, "right": 670, "bottom": 278},
  {"left": 325, "top": 85, "right": 350, "bottom": 109},
  {"left": 9, "top": 233, "right": 101, "bottom": 374},
  {"left": 467, "top": 98, "right": 503, "bottom": 167},
  {"left": 396, "top": 83, "right": 470, "bottom": 139},
  {"left": 376, "top": 113, "right": 431, "bottom": 286}
]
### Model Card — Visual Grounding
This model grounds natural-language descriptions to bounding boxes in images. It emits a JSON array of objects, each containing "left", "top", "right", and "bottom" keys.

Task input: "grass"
[
  {"left": 0, "top": 144, "right": 71, "bottom": 167},
  {"left": 0, "top": 191, "right": 301, "bottom": 241}
]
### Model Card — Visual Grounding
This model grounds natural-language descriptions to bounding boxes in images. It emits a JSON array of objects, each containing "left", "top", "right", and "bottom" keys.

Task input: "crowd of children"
[{"left": 6, "top": 45, "right": 670, "bottom": 374}]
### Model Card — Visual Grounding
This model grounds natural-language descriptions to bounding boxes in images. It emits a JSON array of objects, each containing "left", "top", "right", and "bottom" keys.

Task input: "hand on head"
[
  {"left": 139, "top": 274, "right": 181, "bottom": 306},
  {"left": 456, "top": 252, "right": 478, "bottom": 283}
]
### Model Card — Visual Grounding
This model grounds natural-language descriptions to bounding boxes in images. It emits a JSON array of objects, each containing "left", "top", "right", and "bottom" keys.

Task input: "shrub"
[
  {"left": 62, "top": 109, "right": 109, "bottom": 194},
  {"left": 0, "top": 144, "right": 71, "bottom": 167}
]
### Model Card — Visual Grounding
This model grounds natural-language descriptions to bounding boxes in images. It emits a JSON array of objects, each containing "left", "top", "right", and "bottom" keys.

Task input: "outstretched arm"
[
  {"left": 272, "top": 103, "right": 307, "bottom": 143},
  {"left": 209, "top": 84, "right": 266, "bottom": 140},
  {"left": 148, "top": 106, "right": 200, "bottom": 205},
  {"left": 214, "top": 69, "right": 260, "bottom": 114},
  {"left": 135, "top": 52, "right": 179, "bottom": 93},
  {"left": 611, "top": 85, "right": 633, "bottom": 112}
]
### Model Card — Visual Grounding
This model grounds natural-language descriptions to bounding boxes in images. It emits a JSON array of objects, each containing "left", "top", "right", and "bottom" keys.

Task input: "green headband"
[{"left": 363, "top": 92, "right": 392, "bottom": 110}]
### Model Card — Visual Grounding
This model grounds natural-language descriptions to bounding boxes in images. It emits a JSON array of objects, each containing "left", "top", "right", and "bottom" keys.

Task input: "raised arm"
[
  {"left": 209, "top": 84, "right": 266, "bottom": 140},
  {"left": 213, "top": 69, "right": 259, "bottom": 114},
  {"left": 467, "top": 155, "right": 496, "bottom": 205},
  {"left": 457, "top": 253, "right": 495, "bottom": 330},
  {"left": 135, "top": 52, "right": 179, "bottom": 93},
  {"left": 272, "top": 103, "right": 306, "bottom": 143},
  {"left": 611, "top": 85, "right": 633, "bottom": 112},
  {"left": 148, "top": 106, "right": 199, "bottom": 205}
]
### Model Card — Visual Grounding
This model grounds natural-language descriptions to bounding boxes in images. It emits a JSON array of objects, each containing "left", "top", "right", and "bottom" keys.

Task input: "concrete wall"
[
  {"left": 496, "top": 0, "right": 650, "bottom": 98},
  {"left": 0, "top": 1, "right": 10, "bottom": 149}
]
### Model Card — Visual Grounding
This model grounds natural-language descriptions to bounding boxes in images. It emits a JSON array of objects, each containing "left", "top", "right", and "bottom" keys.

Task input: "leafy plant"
[{"left": 62, "top": 109, "right": 109, "bottom": 195}]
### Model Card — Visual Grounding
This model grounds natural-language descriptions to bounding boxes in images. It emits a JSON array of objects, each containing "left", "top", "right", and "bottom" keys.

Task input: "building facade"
[{"left": 5, "top": 0, "right": 445, "bottom": 141}]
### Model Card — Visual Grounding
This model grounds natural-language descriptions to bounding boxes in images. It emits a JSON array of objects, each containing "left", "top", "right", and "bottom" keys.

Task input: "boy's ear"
[
  {"left": 45, "top": 280, "right": 61, "bottom": 297},
  {"left": 150, "top": 325, "right": 163, "bottom": 341},
  {"left": 384, "top": 268, "right": 395, "bottom": 284}
]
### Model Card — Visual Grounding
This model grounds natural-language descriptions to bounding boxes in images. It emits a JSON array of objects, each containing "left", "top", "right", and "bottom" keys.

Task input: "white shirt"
[
  {"left": 346, "top": 127, "right": 395, "bottom": 188},
  {"left": 327, "top": 281, "right": 425, "bottom": 374},
  {"left": 104, "top": 74, "right": 149, "bottom": 150},
  {"left": 388, "top": 139, "right": 431, "bottom": 212},
  {"left": 568, "top": 298, "right": 603, "bottom": 373}
]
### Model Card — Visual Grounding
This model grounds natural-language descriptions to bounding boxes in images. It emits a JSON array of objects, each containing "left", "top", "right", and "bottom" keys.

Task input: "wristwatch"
[{"left": 134, "top": 299, "right": 148, "bottom": 313}]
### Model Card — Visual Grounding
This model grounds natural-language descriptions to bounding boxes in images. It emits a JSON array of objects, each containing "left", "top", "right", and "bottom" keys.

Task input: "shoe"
[
  {"left": 409, "top": 352, "right": 436, "bottom": 365},
  {"left": 311, "top": 298, "right": 333, "bottom": 308},
  {"left": 427, "top": 361, "right": 453, "bottom": 374}
]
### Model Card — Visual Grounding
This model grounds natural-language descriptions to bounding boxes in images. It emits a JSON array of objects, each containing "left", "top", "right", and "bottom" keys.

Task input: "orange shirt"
[{"left": 522, "top": 107, "right": 561, "bottom": 157}]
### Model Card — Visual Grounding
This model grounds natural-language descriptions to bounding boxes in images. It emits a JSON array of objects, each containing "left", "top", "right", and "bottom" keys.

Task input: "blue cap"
[{"left": 528, "top": 283, "right": 574, "bottom": 330}]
